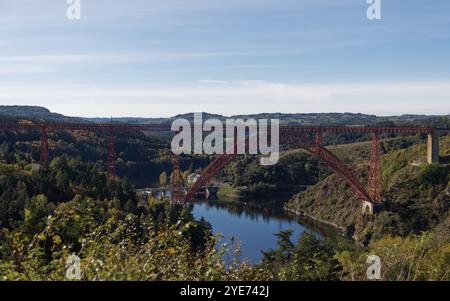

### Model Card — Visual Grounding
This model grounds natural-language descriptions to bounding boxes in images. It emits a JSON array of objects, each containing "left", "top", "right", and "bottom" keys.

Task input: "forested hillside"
[
  {"left": 0, "top": 120, "right": 214, "bottom": 188},
  {"left": 0, "top": 122, "right": 235, "bottom": 280},
  {"left": 2, "top": 105, "right": 449, "bottom": 127},
  {"left": 284, "top": 135, "right": 450, "bottom": 243},
  {"left": 0, "top": 106, "right": 84, "bottom": 123},
  {"left": 1, "top": 152, "right": 448, "bottom": 281},
  {"left": 0, "top": 107, "right": 449, "bottom": 280}
]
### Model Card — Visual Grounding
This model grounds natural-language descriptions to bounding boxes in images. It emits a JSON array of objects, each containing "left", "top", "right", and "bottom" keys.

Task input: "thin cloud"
[
  {"left": 1, "top": 0, "right": 449, "bottom": 117},
  {"left": 0, "top": 80, "right": 449, "bottom": 117}
]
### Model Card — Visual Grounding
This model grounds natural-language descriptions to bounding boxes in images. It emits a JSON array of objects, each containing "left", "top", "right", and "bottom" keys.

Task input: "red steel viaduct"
[{"left": 0, "top": 122, "right": 446, "bottom": 215}]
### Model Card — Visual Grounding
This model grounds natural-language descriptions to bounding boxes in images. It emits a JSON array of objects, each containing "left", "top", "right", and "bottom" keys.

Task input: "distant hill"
[
  {"left": 86, "top": 112, "right": 450, "bottom": 127},
  {"left": 0, "top": 105, "right": 449, "bottom": 128},
  {"left": 0, "top": 106, "right": 84, "bottom": 123},
  {"left": 85, "top": 112, "right": 229, "bottom": 124},
  {"left": 84, "top": 117, "right": 169, "bottom": 124}
]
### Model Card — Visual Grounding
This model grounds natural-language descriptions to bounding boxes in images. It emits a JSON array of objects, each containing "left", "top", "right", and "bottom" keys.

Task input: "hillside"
[
  {"left": 0, "top": 106, "right": 85, "bottom": 123},
  {"left": 284, "top": 135, "right": 450, "bottom": 243},
  {"left": 2, "top": 106, "right": 449, "bottom": 237},
  {"left": 1, "top": 105, "right": 449, "bottom": 128},
  {"left": 0, "top": 108, "right": 449, "bottom": 280}
]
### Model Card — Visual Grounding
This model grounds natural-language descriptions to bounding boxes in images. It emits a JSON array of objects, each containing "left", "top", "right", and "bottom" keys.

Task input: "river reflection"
[{"left": 192, "top": 197, "right": 328, "bottom": 264}]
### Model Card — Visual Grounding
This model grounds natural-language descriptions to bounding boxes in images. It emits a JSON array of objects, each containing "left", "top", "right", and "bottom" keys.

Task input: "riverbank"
[
  {"left": 215, "top": 185, "right": 345, "bottom": 240},
  {"left": 284, "top": 207, "right": 346, "bottom": 236},
  {"left": 217, "top": 184, "right": 304, "bottom": 200},
  {"left": 191, "top": 199, "right": 326, "bottom": 263},
  {"left": 217, "top": 184, "right": 240, "bottom": 198}
]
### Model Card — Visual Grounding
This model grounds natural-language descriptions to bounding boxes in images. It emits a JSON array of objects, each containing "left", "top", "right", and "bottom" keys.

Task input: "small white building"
[{"left": 187, "top": 173, "right": 201, "bottom": 184}]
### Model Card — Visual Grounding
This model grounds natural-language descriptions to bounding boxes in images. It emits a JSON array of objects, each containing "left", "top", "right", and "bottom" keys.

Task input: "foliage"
[
  {"left": 221, "top": 151, "right": 327, "bottom": 196},
  {"left": 261, "top": 231, "right": 340, "bottom": 281},
  {"left": 420, "top": 164, "right": 449, "bottom": 187},
  {"left": 0, "top": 195, "right": 269, "bottom": 281},
  {"left": 285, "top": 135, "right": 450, "bottom": 242},
  {"left": 1, "top": 112, "right": 449, "bottom": 281},
  {"left": 336, "top": 232, "right": 450, "bottom": 281}
]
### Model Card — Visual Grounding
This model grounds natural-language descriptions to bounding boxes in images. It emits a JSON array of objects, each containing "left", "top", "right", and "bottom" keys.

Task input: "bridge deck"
[{"left": 0, "top": 122, "right": 442, "bottom": 135}]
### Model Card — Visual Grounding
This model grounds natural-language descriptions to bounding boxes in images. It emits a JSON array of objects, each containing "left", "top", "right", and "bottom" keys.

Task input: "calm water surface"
[{"left": 192, "top": 198, "right": 324, "bottom": 264}]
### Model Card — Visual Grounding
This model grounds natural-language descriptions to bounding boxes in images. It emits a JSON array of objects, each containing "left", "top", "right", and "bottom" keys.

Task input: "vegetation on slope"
[
  {"left": 284, "top": 135, "right": 450, "bottom": 243},
  {"left": 220, "top": 151, "right": 328, "bottom": 196},
  {"left": 0, "top": 123, "right": 212, "bottom": 188},
  {"left": 0, "top": 109, "right": 449, "bottom": 280},
  {"left": 0, "top": 106, "right": 84, "bottom": 123},
  {"left": 0, "top": 136, "right": 448, "bottom": 280},
  {"left": 262, "top": 229, "right": 449, "bottom": 281}
]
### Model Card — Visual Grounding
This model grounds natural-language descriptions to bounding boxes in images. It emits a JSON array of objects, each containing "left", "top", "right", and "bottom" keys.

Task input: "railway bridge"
[{"left": 0, "top": 122, "right": 446, "bottom": 215}]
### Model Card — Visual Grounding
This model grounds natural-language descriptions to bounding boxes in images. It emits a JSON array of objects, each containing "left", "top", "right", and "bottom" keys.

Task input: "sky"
[{"left": 0, "top": 0, "right": 449, "bottom": 117}]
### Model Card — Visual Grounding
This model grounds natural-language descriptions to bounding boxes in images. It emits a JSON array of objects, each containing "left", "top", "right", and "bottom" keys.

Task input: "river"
[{"left": 192, "top": 196, "right": 337, "bottom": 264}]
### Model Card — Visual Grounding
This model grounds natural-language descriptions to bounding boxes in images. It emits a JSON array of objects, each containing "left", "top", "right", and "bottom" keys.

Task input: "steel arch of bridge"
[
  {"left": 183, "top": 130, "right": 377, "bottom": 204},
  {"left": 0, "top": 122, "right": 440, "bottom": 207}
]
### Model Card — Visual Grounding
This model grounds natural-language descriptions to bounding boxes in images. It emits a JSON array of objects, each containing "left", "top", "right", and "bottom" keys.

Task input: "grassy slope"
[{"left": 284, "top": 135, "right": 450, "bottom": 242}]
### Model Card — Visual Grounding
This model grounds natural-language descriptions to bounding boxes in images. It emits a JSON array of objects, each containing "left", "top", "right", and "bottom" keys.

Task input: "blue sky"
[{"left": 0, "top": 0, "right": 449, "bottom": 117}]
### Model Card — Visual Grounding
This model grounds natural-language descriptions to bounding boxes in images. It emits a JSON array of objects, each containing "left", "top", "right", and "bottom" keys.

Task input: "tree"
[
  {"left": 22, "top": 194, "right": 54, "bottom": 235},
  {"left": 262, "top": 231, "right": 339, "bottom": 281},
  {"left": 124, "top": 199, "right": 137, "bottom": 214},
  {"left": 420, "top": 164, "right": 449, "bottom": 186}
]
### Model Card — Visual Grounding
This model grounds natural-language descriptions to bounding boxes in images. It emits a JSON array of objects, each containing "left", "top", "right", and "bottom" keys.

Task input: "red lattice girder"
[
  {"left": 171, "top": 154, "right": 184, "bottom": 204},
  {"left": 368, "top": 132, "right": 383, "bottom": 202},
  {"left": 183, "top": 133, "right": 373, "bottom": 204},
  {"left": 307, "top": 145, "right": 372, "bottom": 203},
  {"left": 182, "top": 152, "right": 237, "bottom": 203},
  {"left": 107, "top": 129, "right": 116, "bottom": 178},
  {"left": 1, "top": 121, "right": 439, "bottom": 205},
  {"left": 39, "top": 126, "right": 49, "bottom": 169}
]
